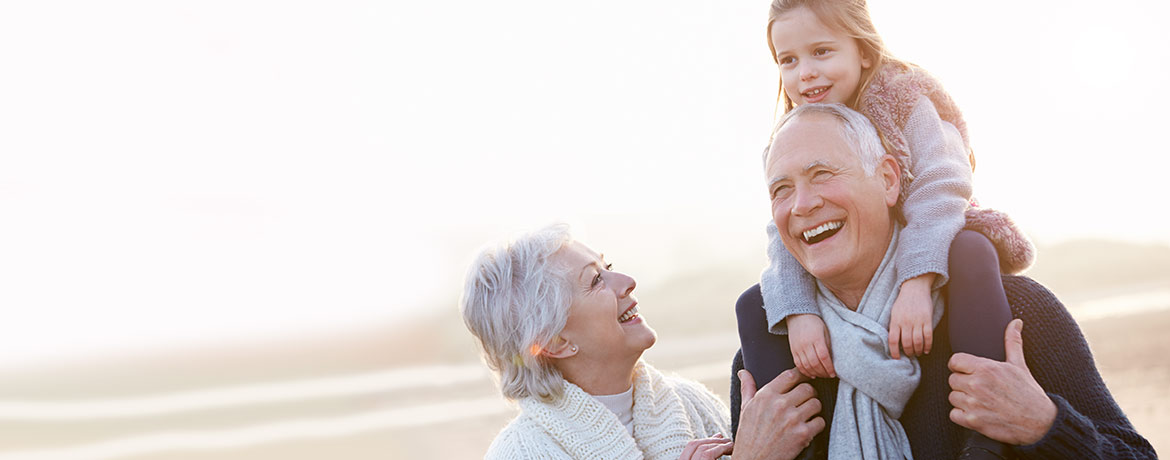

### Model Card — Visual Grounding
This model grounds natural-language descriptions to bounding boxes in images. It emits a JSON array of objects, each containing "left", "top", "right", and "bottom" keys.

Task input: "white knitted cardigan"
[{"left": 485, "top": 361, "right": 731, "bottom": 460}]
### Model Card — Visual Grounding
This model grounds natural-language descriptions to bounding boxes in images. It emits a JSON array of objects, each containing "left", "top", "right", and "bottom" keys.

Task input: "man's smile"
[{"left": 800, "top": 220, "right": 844, "bottom": 244}]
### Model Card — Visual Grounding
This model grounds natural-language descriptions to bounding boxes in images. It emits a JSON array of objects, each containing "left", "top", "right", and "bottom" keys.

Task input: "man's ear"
[
  {"left": 540, "top": 337, "right": 578, "bottom": 359},
  {"left": 878, "top": 155, "right": 901, "bottom": 207}
]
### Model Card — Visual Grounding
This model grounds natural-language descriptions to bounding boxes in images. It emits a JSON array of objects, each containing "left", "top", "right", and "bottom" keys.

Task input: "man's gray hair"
[
  {"left": 460, "top": 224, "right": 574, "bottom": 402},
  {"left": 763, "top": 103, "right": 887, "bottom": 176}
]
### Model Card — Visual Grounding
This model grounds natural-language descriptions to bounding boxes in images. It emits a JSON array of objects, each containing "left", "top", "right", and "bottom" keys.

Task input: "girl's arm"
[
  {"left": 894, "top": 96, "right": 974, "bottom": 290},
  {"left": 760, "top": 220, "right": 819, "bottom": 332},
  {"left": 761, "top": 221, "right": 835, "bottom": 378}
]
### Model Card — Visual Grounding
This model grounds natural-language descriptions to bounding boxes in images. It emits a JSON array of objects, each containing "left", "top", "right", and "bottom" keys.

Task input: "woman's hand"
[
  {"left": 787, "top": 314, "right": 835, "bottom": 378},
  {"left": 889, "top": 274, "right": 935, "bottom": 359},
  {"left": 679, "top": 434, "right": 733, "bottom": 460}
]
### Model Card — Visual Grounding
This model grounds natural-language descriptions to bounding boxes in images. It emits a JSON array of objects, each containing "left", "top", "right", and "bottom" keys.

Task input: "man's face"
[{"left": 765, "top": 113, "right": 900, "bottom": 293}]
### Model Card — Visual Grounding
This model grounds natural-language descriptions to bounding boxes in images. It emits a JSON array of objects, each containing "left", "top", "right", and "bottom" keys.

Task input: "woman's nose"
[{"left": 611, "top": 272, "right": 636, "bottom": 298}]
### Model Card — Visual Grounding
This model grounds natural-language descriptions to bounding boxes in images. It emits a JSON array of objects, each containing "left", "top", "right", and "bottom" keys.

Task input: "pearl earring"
[{"left": 570, "top": 345, "right": 578, "bottom": 353}]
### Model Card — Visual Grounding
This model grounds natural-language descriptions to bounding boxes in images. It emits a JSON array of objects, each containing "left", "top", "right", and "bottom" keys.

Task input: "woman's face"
[{"left": 553, "top": 240, "right": 656, "bottom": 363}]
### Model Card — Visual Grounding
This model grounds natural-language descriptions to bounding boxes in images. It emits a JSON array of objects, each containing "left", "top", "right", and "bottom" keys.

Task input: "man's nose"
[{"left": 791, "top": 184, "right": 822, "bottom": 216}]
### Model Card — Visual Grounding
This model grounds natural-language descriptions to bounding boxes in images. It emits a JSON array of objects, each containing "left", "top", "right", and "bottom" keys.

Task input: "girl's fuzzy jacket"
[{"left": 861, "top": 62, "right": 1035, "bottom": 274}]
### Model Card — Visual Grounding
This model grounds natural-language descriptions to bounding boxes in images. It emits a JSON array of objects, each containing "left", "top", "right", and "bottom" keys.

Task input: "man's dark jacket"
[{"left": 730, "top": 276, "right": 1156, "bottom": 459}]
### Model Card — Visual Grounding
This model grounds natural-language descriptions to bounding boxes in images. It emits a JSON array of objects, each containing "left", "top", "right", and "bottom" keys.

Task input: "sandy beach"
[
  {"left": 0, "top": 301, "right": 1165, "bottom": 459},
  {"left": 2, "top": 239, "right": 1168, "bottom": 459}
]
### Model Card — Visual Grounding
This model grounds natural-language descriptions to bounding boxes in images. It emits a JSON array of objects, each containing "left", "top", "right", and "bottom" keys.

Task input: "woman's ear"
[
  {"left": 878, "top": 155, "right": 900, "bottom": 206},
  {"left": 540, "top": 338, "right": 578, "bottom": 359}
]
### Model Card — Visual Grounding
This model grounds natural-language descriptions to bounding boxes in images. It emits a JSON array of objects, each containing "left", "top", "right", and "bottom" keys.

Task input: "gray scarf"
[{"left": 816, "top": 229, "right": 942, "bottom": 460}]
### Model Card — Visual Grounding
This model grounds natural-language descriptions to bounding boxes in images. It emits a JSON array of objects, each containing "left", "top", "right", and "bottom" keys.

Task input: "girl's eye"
[
  {"left": 778, "top": 56, "right": 795, "bottom": 65},
  {"left": 813, "top": 47, "right": 831, "bottom": 56}
]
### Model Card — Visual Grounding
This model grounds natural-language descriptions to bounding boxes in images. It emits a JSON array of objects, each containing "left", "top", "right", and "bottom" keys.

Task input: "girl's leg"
[
  {"left": 947, "top": 230, "right": 1013, "bottom": 361},
  {"left": 736, "top": 284, "right": 795, "bottom": 388},
  {"left": 948, "top": 231, "right": 1013, "bottom": 460}
]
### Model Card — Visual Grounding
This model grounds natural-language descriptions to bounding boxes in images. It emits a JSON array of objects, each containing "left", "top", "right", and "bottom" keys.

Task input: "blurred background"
[{"left": 1, "top": 0, "right": 1167, "bottom": 458}]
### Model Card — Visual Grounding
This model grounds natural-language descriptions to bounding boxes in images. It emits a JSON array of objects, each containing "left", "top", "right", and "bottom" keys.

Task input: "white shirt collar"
[{"left": 590, "top": 385, "right": 635, "bottom": 435}]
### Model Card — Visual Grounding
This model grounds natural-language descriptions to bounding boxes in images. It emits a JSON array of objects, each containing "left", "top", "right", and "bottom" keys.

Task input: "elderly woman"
[{"left": 461, "top": 224, "right": 741, "bottom": 460}]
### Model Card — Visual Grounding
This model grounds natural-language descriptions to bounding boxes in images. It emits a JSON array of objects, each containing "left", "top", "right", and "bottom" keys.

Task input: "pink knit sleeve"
[{"left": 894, "top": 96, "right": 974, "bottom": 287}]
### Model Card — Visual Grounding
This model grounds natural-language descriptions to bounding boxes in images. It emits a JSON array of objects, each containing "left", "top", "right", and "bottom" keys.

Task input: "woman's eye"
[{"left": 590, "top": 263, "right": 613, "bottom": 288}]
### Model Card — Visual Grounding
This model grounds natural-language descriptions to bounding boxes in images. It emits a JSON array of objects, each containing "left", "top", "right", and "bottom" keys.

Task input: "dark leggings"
[
  {"left": 946, "top": 230, "right": 1012, "bottom": 362},
  {"left": 735, "top": 284, "right": 794, "bottom": 388},
  {"left": 736, "top": 229, "right": 1012, "bottom": 388}
]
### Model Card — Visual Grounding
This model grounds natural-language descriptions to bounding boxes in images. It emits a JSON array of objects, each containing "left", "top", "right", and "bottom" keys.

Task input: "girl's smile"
[{"left": 801, "top": 85, "right": 834, "bottom": 103}]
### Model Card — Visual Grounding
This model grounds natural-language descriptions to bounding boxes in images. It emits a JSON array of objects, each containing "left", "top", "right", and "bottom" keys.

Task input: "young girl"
[{"left": 736, "top": 0, "right": 1035, "bottom": 458}]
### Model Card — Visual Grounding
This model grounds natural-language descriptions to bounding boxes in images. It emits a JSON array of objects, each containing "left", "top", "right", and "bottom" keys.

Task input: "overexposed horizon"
[{"left": 1, "top": 0, "right": 1168, "bottom": 366}]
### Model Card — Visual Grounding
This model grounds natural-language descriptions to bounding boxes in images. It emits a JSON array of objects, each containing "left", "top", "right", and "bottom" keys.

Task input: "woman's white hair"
[
  {"left": 763, "top": 102, "right": 887, "bottom": 175},
  {"left": 459, "top": 224, "right": 574, "bottom": 402}
]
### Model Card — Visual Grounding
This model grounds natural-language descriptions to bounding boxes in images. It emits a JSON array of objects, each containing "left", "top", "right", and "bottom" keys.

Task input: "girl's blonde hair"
[{"left": 766, "top": 0, "right": 900, "bottom": 114}]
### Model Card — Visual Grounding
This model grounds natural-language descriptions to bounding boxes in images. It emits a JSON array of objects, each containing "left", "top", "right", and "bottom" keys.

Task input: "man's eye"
[
  {"left": 813, "top": 170, "right": 832, "bottom": 179},
  {"left": 772, "top": 185, "right": 792, "bottom": 200}
]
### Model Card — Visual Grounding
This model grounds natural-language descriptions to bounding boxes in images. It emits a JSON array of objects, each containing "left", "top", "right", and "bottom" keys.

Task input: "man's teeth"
[
  {"left": 618, "top": 306, "right": 639, "bottom": 323},
  {"left": 803, "top": 221, "right": 843, "bottom": 242}
]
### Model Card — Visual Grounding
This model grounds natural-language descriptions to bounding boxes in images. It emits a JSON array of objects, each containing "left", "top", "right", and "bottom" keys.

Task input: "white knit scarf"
[
  {"left": 517, "top": 361, "right": 727, "bottom": 460},
  {"left": 816, "top": 229, "right": 942, "bottom": 460}
]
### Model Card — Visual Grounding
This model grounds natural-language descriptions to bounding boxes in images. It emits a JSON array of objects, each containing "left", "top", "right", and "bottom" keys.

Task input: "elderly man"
[{"left": 728, "top": 103, "right": 1155, "bottom": 459}]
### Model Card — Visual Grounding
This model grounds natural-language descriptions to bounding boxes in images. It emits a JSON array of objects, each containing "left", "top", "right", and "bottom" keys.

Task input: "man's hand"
[
  {"left": 948, "top": 319, "right": 1057, "bottom": 445},
  {"left": 889, "top": 274, "right": 935, "bottom": 359},
  {"left": 787, "top": 314, "right": 835, "bottom": 378},
  {"left": 679, "top": 434, "right": 734, "bottom": 460},
  {"left": 732, "top": 368, "right": 825, "bottom": 460}
]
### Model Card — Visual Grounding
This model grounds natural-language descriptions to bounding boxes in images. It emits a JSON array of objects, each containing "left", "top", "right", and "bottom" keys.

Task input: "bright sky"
[{"left": 1, "top": 0, "right": 1167, "bottom": 367}]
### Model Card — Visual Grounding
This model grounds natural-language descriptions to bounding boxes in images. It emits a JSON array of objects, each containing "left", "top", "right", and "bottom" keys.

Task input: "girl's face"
[{"left": 771, "top": 6, "right": 871, "bottom": 106}]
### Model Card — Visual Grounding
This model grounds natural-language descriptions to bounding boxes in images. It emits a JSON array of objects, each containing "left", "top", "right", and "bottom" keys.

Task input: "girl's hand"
[
  {"left": 679, "top": 434, "right": 733, "bottom": 460},
  {"left": 889, "top": 274, "right": 936, "bottom": 359},
  {"left": 786, "top": 314, "right": 835, "bottom": 378}
]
